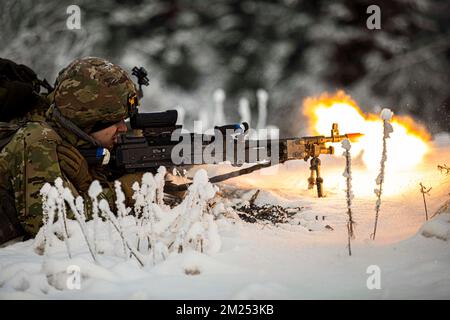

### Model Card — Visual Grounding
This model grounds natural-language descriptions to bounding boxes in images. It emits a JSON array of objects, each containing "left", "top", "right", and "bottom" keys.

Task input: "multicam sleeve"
[
  {"left": 21, "top": 139, "right": 65, "bottom": 234},
  {"left": 18, "top": 138, "right": 117, "bottom": 236}
]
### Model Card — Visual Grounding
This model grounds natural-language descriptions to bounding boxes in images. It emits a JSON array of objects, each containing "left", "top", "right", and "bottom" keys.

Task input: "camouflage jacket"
[{"left": 0, "top": 108, "right": 117, "bottom": 236}]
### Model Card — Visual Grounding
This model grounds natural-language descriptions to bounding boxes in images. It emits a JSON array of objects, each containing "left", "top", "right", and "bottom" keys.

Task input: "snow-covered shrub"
[
  {"left": 170, "top": 170, "right": 221, "bottom": 255},
  {"left": 342, "top": 139, "right": 355, "bottom": 255},
  {"left": 372, "top": 108, "right": 394, "bottom": 240},
  {"left": 37, "top": 168, "right": 222, "bottom": 271}
]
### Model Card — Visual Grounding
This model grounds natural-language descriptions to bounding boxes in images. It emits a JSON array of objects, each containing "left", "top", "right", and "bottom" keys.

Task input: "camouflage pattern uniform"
[{"left": 0, "top": 57, "right": 138, "bottom": 236}]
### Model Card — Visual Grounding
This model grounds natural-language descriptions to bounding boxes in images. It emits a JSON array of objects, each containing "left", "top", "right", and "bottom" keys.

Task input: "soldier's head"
[{"left": 53, "top": 57, "right": 138, "bottom": 148}]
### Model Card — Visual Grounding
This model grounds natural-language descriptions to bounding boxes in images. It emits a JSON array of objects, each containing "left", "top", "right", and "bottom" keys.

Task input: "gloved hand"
[
  {"left": 57, "top": 143, "right": 93, "bottom": 192},
  {"left": 117, "top": 173, "right": 144, "bottom": 206}
]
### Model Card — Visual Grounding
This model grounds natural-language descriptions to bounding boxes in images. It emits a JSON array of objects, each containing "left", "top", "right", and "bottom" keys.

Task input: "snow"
[
  {"left": 380, "top": 108, "right": 394, "bottom": 121},
  {"left": 88, "top": 180, "right": 102, "bottom": 199},
  {"left": 421, "top": 214, "right": 450, "bottom": 241},
  {"left": 114, "top": 181, "right": 129, "bottom": 218},
  {"left": 3, "top": 209, "right": 449, "bottom": 299},
  {"left": 341, "top": 138, "right": 351, "bottom": 151},
  {"left": 1, "top": 143, "right": 450, "bottom": 299}
]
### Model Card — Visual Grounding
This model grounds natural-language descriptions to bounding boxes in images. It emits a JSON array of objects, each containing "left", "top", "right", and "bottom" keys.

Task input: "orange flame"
[{"left": 303, "top": 91, "right": 431, "bottom": 171}]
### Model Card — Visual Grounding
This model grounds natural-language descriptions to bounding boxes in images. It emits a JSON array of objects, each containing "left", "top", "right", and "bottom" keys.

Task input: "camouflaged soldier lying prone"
[{"left": 0, "top": 57, "right": 146, "bottom": 241}]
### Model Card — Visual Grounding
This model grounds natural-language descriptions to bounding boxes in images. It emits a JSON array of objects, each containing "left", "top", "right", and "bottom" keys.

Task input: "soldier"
[{"left": 0, "top": 57, "right": 143, "bottom": 240}]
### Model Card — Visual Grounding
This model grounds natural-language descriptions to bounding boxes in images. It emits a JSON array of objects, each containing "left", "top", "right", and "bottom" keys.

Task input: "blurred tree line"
[{"left": 1, "top": 0, "right": 449, "bottom": 134}]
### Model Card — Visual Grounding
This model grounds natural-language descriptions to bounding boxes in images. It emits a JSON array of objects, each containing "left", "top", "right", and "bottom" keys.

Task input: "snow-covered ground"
[{"left": 0, "top": 136, "right": 449, "bottom": 299}]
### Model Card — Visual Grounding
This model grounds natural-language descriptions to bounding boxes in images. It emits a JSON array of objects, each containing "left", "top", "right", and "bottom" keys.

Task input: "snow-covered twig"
[
  {"left": 98, "top": 199, "right": 145, "bottom": 267},
  {"left": 114, "top": 180, "right": 129, "bottom": 220},
  {"left": 142, "top": 173, "right": 157, "bottom": 262},
  {"left": 54, "top": 178, "right": 72, "bottom": 258},
  {"left": 88, "top": 181, "right": 102, "bottom": 255},
  {"left": 132, "top": 179, "right": 146, "bottom": 252},
  {"left": 372, "top": 108, "right": 394, "bottom": 240},
  {"left": 62, "top": 188, "right": 98, "bottom": 263},
  {"left": 342, "top": 139, "right": 355, "bottom": 256},
  {"left": 154, "top": 166, "right": 166, "bottom": 206},
  {"left": 133, "top": 172, "right": 159, "bottom": 257},
  {"left": 40, "top": 183, "right": 57, "bottom": 257}
]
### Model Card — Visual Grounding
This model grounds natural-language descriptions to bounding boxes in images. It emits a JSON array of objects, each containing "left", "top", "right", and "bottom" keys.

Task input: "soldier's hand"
[{"left": 57, "top": 143, "right": 93, "bottom": 192}]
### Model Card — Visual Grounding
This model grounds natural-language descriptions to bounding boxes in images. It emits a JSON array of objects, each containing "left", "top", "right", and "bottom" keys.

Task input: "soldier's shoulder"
[{"left": 15, "top": 121, "right": 62, "bottom": 145}]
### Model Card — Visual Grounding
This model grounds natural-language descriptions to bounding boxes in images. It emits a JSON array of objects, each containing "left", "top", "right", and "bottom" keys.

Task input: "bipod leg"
[
  {"left": 308, "top": 161, "right": 316, "bottom": 190},
  {"left": 310, "top": 157, "right": 323, "bottom": 197}
]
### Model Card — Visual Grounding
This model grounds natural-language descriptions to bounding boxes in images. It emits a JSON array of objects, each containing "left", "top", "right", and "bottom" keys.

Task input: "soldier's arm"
[{"left": 17, "top": 134, "right": 116, "bottom": 236}]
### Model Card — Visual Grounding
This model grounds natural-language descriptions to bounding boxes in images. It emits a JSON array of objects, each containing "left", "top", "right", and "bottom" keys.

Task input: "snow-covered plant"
[
  {"left": 205, "top": 211, "right": 222, "bottom": 255},
  {"left": 372, "top": 108, "right": 394, "bottom": 240},
  {"left": 114, "top": 180, "right": 130, "bottom": 220},
  {"left": 154, "top": 166, "right": 166, "bottom": 206},
  {"left": 54, "top": 178, "right": 72, "bottom": 258},
  {"left": 39, "top": 183, "right": 57, "bottom": 258},
  {"left": 171, "top": 170, "right": 220, "bottom": 254},
  {"left": 132, "top": 171, "right": 164, "bottom": 263},
  {"left": 62, "top": 188, "right": 97, "bottom": 263},
  {"left": 98, "top": 199, "right": 145, "bottom": 267},
  {"left": 88, "top": 181, "right": 102, "bottom": 254},
  {"left": 130, "top": 167, "right": 167, "bottom": 259},
  {"left": 342, "top": 139, "right": 355, "bottom": 255},
  {"left": 129, "top": 167, "right": 221, "bottom": 261},
  {"left": 38, "top": 167, "right": 223, "bottom": 270}
]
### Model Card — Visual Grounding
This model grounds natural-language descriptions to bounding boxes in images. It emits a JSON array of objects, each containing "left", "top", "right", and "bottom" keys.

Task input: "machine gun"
[{"left": 81, "top": 109, "right": 362, "bottom": 197}]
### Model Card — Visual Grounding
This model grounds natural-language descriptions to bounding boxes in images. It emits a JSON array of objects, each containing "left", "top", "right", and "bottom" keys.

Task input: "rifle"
[{"left": 81, "top": 109, "right": 362, "bottom": 197}]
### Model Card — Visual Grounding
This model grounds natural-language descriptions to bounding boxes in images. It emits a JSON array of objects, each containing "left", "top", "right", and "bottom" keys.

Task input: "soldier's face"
[{"left": 90, "top": 120, "right": 128, "bottom": 149}]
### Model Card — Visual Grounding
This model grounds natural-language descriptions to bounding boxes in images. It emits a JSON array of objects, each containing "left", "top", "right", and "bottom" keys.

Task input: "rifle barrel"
[{"left": 345, "top": 133, "right": 364, "bottom": 140}]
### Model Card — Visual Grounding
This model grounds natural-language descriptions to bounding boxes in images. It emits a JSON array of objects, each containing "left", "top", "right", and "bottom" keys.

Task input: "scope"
[{"left": 130, "top": 110, "right": 178, "bottom": 129}]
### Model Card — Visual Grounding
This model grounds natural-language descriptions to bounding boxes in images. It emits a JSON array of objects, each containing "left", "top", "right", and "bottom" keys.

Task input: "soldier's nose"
[{"left": 117, "top": 120, "right": 127, "bottom": 132}]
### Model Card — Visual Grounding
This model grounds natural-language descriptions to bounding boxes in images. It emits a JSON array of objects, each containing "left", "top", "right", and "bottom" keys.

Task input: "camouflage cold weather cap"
[{"left": 53, "top": 57, "right": 138, "bottom": 133}]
